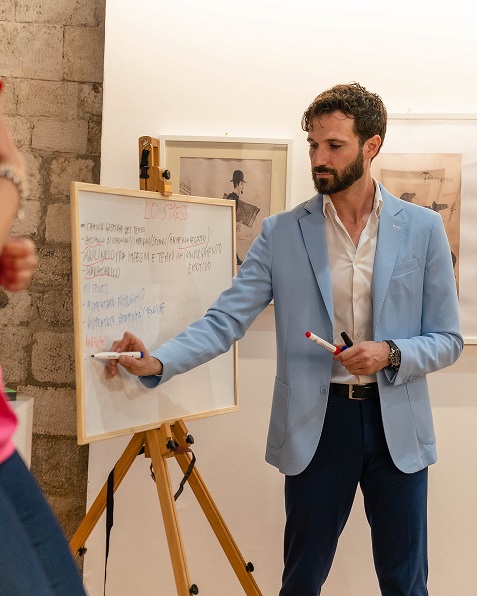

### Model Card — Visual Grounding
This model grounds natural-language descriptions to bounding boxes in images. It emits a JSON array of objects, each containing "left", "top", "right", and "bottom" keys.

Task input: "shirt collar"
[{"left": 322, "top": 178, "right": 383, "bottom": 218}]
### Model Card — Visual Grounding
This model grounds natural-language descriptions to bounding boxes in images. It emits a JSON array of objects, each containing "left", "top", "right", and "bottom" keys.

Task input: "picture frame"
[
  {"left": 160, "top": 136, "right": 291, "bottom": 266},
  {"left": 371, "top": 114, "right": 477, "bottom": 343}
]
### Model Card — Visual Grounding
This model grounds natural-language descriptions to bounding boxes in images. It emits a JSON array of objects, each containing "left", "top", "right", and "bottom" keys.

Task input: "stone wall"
[{"left": 0, "top": 0, "right": 105, "bottom": 540}]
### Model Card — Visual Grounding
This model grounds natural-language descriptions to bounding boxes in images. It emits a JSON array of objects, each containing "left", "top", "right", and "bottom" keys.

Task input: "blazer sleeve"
[{"left": 145, "top": 216, "right": 275, "bottom": 385}]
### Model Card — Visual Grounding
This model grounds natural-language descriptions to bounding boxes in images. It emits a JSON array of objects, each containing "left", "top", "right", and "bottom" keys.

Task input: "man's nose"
[{"left": 311, "top": 147, "right": 328, "bottom": 167}]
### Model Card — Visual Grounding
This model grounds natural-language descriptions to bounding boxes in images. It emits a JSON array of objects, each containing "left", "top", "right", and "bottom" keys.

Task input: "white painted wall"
[{"left": 84, "top": 1, "right": 477, "bottom": 594}]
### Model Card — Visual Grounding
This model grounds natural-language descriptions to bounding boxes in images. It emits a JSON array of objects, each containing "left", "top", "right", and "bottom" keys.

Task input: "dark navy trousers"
[
  {"left": 279, "top": 389, "right": 429, "bottom": 596},
  {"left": 0, "top": 451, "right": 86, "bottom": 595}
]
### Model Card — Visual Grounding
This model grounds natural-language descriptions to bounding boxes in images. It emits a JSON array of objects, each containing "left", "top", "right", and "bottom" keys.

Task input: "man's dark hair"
[{"left": 301, "top": 82, "right": 387, "bottom": 154}]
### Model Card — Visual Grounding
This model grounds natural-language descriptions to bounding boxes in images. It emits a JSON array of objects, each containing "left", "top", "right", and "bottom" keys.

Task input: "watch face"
[
  {"left": 385, "top": 340, "right": 401, "bottom": 368},
  {"left": 390, "top": 351, "right": 400, "bottom": 367}
]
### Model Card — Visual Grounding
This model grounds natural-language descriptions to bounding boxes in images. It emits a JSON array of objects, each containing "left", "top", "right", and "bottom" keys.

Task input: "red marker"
[{"left": 305, "top": 331, "right": 341, "bottom": 355}]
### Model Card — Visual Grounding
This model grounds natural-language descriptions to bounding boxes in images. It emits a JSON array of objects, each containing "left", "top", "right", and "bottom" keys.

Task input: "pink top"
[{"left": 0, "top": 368, "right": 17, "bottom": 463}]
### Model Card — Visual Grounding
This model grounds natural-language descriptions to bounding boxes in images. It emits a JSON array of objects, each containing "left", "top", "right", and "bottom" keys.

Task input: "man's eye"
[{"left": 330, "top": 144, "right": 341, "bottom": 149}]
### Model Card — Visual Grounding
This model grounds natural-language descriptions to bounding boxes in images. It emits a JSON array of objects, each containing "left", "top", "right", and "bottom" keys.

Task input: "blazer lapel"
[
  {"left": 299, "top": 195, "right": 334, "bottom": 323},
  {"left": 298, "top": 188, "right": 406, "bottom": 332},
  {"left": 372, "top": 187, "right": 405, "bottom": 332}
]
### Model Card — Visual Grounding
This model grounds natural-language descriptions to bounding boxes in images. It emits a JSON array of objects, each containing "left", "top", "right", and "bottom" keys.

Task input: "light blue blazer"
[{"left": 150, "top": 185, "right": 463, "bottom": 476}]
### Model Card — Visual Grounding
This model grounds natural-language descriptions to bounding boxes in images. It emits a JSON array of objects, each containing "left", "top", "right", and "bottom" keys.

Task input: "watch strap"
[{"left": 383, "top": 340, "right": 401, "bottom": 369}]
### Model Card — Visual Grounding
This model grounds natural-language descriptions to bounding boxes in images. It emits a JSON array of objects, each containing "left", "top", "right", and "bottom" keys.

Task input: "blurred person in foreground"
[{"left": 0, "top": 80, "right": 86, "bottom": 596}]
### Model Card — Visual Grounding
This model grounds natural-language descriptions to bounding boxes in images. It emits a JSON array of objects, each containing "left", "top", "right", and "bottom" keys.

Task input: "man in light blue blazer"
[{"left": 109, "top": 83, "right": 463, "bottom": 595}]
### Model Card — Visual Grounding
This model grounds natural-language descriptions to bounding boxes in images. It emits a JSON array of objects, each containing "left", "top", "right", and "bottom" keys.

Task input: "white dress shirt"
[{"left": 323, "top": 180, "right": 383, "bottom": 385}]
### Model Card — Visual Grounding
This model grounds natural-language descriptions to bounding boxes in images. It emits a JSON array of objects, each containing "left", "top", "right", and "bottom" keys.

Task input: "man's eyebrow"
[{"left": 307, "top": 136, "right": 346, "bottom": 143}]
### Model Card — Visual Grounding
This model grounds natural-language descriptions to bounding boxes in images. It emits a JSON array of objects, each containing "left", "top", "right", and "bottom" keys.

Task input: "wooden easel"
[
  {"left": 70, "top": 419, "right": 262, "bottom": 595},
  {"left": 138, "top": 135, "right": 172, "bottom": 196}
]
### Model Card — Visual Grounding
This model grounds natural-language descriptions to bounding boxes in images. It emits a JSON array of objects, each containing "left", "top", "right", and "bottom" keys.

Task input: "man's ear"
[{"left": 363, "top": 135, "right": 382, "bottom": 160}]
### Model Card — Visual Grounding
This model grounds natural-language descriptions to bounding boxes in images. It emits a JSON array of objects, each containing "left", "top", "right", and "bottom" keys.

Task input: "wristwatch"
[{"left": 383, "top": 340, "right": 401, "bottom": 369}]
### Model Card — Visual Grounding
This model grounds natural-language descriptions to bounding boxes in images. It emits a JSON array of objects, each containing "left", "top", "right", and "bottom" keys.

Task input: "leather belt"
[{"left": 330, "top": 382, "right": 379, "bottom": 401}]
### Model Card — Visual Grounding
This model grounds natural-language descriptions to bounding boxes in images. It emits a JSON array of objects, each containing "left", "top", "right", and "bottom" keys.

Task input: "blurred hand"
[
  {"left": 333, "top": 340, "right": 389, "bottom": 375},
  {"left": 0, "top": 82, "right": 28, "bottom": 242},
  {"left": 0, "top": 90, "right": 25, "bottom": 176},
  {"left": 0, "top": 236, "right": 37, "bottom": 291},
  {"left": 106, "top": 331, "right": 163, "bottom": 379}
]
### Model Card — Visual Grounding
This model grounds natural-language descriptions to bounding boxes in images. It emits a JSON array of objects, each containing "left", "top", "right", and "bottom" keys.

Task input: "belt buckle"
[{"left": 348, "top": 385, "right": 366, "bottom": 401}]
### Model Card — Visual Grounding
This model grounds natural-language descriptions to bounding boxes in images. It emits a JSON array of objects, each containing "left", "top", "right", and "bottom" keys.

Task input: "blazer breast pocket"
[
  {"left": 391, "top": 257, "right": 420, "bottom": 279},
  {"left": 389, "top": 257, "right": 422, "bottom": 296},
  {"left": 385, "top": 257, "right": 422, "bottom": 334}
]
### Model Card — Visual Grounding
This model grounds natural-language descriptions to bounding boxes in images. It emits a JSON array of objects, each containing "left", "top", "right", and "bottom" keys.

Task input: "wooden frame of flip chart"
[{"left": 70, "top": 182, "right": 238, "bottom": 444}]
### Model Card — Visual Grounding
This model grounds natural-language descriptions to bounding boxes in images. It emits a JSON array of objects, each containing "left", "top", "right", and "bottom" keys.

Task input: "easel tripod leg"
[
  {"left": 69, "top": 432, "right": 146, "bottom": 558},
  {"left": 172, "top": 424, "right": 262, "bottom": 596},
  {"left": 146, "top": 428, "right": 193, "bottom": 596}
]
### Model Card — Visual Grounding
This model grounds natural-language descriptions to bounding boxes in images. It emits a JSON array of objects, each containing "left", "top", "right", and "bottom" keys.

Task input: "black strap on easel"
[
  {"left": 139, "top": 148, "right": 150, "bottom": 179},
  {"left": 173, "top": 448, "right": 196, "bottom": 501},
  {"left": 104, "top": 465, "right": 115, "bottom": 595},
  {"left": 148, "top": 442, "right": 196, "bottom": 501},
  {"left": 104, "top": 444, "right": 146, "bottom": 594},
  {"left": 103, "top": 443, "right": 195, "bottom": 593}
]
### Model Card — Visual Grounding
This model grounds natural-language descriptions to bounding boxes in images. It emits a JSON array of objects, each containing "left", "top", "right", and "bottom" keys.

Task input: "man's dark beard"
[{"left": 312, "top": 149, "right": 364, "bottom": 195}]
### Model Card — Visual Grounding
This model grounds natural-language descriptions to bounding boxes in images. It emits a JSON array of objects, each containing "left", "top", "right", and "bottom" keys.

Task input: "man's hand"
[
  {"left": 0, "top": 237, "right": 38, "bottom": 291},
  {"left": 333, "top": 341, "right": 389, "bottom": 375},
  {"left": 106, "top": 331, "right": 163, "bottom": 378}
]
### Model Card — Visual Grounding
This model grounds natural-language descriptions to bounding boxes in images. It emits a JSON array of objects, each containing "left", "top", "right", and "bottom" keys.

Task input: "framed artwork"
[
  {"left": 160, "top": 136, "right": 291, "bottom": 266},
  {"left": 371, "top": 115, "right": 477, "bottom": 343}
]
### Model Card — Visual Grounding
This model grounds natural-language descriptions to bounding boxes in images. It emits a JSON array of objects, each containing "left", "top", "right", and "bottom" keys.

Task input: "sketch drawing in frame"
[
  {"left": 372, "top": 152, "right": 461, "bottom": 288},
  {"left": 161, "top": 136, "right": 291, "bottom": 266}
]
